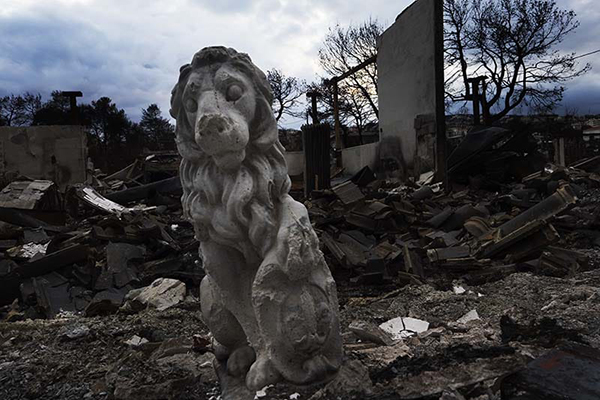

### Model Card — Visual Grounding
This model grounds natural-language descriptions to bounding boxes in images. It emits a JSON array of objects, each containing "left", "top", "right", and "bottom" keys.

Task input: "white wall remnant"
[
  {"left": 377, "top": 0, "right": 444, "bottom": 177},
  {"left": 341, "top": 142, "right": 380, "bottom": 175},
  {"left": 284, "top": 151, "right": 305, "bottom": 176}
]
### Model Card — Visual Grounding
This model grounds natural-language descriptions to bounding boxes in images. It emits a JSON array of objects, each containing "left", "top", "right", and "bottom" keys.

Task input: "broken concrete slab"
[
  {"left": 456, "top": 309, "right": 480, "bottom": 324},
  {"left": 122, "top": 278, "right": 186, "bottom": 312},
  {"left": 0, "top": 180, "right": 62, "bottom": 211},
  {"left": 125, "top": 335, "right": 149, "bottom": 347},
  {"left": 379, "top": 317, "right": 430, "bottom": 340}
]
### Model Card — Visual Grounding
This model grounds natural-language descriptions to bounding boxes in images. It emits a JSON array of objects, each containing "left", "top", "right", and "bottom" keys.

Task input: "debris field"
[{"left": 2, "top": 153, "right": 600, "bottom": 400}]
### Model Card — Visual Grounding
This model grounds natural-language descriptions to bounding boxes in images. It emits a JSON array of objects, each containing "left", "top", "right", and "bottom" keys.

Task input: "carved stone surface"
[{"left": 170, "top": 47, "right": 343, "bottom": 396}]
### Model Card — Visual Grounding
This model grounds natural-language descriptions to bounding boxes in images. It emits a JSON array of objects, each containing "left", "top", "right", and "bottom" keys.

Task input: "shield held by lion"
[{"left": 170, "top": 47, "right": 343, "bottom": 393}]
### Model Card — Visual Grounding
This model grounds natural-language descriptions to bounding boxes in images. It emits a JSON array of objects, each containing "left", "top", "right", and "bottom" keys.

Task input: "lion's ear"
[
  {"left": 170, "top": 64, "right": 191, "bottom": 119},
  {"left": 251, "top": 97, "right": 279, "bottom": 152}
]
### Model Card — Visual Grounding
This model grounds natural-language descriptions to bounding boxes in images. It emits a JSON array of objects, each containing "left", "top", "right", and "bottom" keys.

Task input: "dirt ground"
[{"left": 2, "top": 262, "right": 600, "bottom": 400}]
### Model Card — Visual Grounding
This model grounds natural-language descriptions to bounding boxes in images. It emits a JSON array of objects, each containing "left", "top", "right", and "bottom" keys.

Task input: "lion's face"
[
  {"left": 180, "top": 64, "right": 257, "bottom": 171},
  {"left": 173, "top": 47, "right": 291, "bottom": 256}
]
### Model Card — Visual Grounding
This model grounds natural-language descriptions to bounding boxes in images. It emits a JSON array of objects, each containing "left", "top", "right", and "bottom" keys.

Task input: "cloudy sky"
[{"left": 1, "top": 0, "right": 599, "bottom": 127}]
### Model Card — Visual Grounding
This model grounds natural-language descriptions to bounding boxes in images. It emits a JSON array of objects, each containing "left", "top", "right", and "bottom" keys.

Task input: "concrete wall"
[
  {"left": 377, "top": 0, "right": 443, "bottom": 176},
  {"left": 285, "top": 142, "right": 380, "bottom": 178},
  {"left": 284, "top": 151, "right": 305, "bottom": 176},
  {"left": 342, "top": 142, "right": 380, "bottom": 175},
  {"left": 0, "top": 126, "right": 87, "bottom": 189}
]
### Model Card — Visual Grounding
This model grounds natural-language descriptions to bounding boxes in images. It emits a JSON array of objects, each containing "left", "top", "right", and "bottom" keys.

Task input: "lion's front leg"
[
  {"left": 201, "top": 275, "right": 258, "bottom": 400},
  {"left": 200, "top": 241, "right": 263, "bottom": 385},
  {"left": 200, "top": 275, "right": 253, "bottom": 364}
]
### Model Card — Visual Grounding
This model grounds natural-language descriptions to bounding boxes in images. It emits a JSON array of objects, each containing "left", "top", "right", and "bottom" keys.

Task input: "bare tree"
[
  {"left": 306, "top": 79, "right": 376, "bottom": 144},
  {"left": 0, "top": 95, "right": 23, "bottom": 126},
  {"left": 266, "top": 69, "right": 306, "bottom": 122},
  {"left": 0, "top": 93, "right": 43, "bottom": 126},
  {"left": 445, "top": 0, "right": 590, "bottom": 124},
  {"left": 20, "top": 92, "right": 42, "bottom": 125},
  {"left": 318, "top": 18, "right": 382, "bottom": 119}
]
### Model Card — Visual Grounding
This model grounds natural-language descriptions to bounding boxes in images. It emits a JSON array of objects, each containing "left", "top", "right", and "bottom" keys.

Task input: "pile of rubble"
[
  {"left": 0, "top": 151, "right": 599, "bottom": 399},
  {"left": 0, "top": 153, "right": 200, "bottom": 322},
  {"left": 312, "top": 155, "right": 600, "bottom": 288},
  {"left": 300, "top": 155, "right": 600, "bottom": 400}
]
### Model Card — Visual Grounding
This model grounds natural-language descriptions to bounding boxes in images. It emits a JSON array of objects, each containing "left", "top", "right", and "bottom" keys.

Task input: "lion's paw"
[
  {"left": 245, "top": 355, "right": 281, "bottom": 391},
  {"left": 226, "top": 346, "right": 256, "bottom": 378}
]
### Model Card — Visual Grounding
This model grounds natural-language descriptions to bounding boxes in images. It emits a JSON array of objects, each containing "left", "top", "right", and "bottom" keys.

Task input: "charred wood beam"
[{"left": 106, "top": 176, "right": 182, "bottom": 205}]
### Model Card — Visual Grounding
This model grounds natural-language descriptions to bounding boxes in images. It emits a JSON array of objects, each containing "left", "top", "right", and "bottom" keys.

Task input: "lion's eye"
[
  {"left": 226, "top": 84, "right": 243, "bottom": 102},
  {"left": 185, "top": 98, "right": 197, "bottom": 113}
]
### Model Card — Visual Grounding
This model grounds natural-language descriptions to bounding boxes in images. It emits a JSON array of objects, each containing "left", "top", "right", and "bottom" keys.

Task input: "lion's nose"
[{"left": 196, "top": 114, "right": 232, "bottom": 137}]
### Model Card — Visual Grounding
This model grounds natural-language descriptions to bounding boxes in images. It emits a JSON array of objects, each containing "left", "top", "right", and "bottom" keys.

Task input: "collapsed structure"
[{"left": 1, "top": 0, "right": 600, "bottom": 399}]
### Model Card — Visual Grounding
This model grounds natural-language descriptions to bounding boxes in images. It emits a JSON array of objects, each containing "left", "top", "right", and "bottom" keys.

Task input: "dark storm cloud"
[
  {"left": 0, "top": 12, "right": 174, "bottom": 121},
  {"left": 0, "top": 16, "right": 106, "bottom": 74},
  {"left": 558, "top": 79, "right": 600, "bottom": 115},
  {"left": 545, "top": 0, "right": 600, "bottom": 114},
  {"left": 1, "top": 0, "right": 599, "bottom": 127}
]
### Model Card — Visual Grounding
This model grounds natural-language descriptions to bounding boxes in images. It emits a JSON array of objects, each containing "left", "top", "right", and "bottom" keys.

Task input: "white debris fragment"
[
  {"left": 379, "top": 317, "right": 429, "bottom": 340},
  {"left": 255, "top": 385, "right": 273, "bottom": 399},
  {"left": 61, "top": 325, "right": 90, "bottom": 341},
  {"left": 453, "top": 285, "right": 466, "bottom": 294},
  {"left": 125, "top": 335, "right": 148, "bottom": 347},
  {"left": 456, "top": 309, "right": 480, "bottom": 324},
  {"left": 290, "top": 393, "right": 300, "bottom": 400},
  {"left": 171, "top": 224, "right": 179, "bottom": 231},
  {"left": 11, "top": 242, "right": 49, "bottom": 259}
]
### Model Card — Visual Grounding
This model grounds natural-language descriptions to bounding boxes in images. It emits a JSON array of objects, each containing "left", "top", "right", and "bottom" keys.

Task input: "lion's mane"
[{"left": 170, "top": 47, "right": 291, "bottom": 260}]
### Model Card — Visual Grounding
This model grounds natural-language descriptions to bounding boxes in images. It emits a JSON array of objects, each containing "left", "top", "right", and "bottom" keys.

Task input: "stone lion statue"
[{"left": 170, "top": 47, "right": 342, "bottom": 395}]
